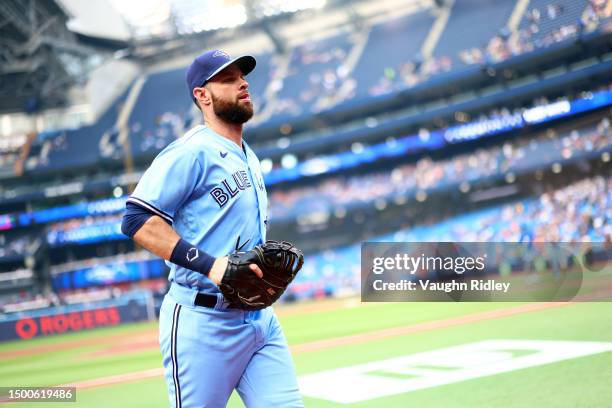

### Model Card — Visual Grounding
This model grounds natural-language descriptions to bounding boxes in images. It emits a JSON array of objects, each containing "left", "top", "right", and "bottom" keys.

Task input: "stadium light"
[
  {"left": 277, "top": 137, "right": 290, "bottom": 149},
  {"left": 393, "top": 195, "right": 407, "bottom": 206},
  {"left": 112, "top": 187, "right": 123, "bottom": 198},
  {"left": 374, "top": 199, "right": 387, "bottom": 211},
  {"left": 260, "top": 158, "right": 274, "bottom": 174},
  {"left": 334, "top": 208, "right": 346, "bottom": 219},
  {"left": 351, "top": 142, "right": 364, "bottom": 154},
  {"left": 281, "top": 154, "right": 298, "bottom": 169}
]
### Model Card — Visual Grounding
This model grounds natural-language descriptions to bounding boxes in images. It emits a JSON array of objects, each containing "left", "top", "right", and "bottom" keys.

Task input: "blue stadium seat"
[
  {"left": 29, "top": 88, "right": 130, "bottom": 172},
  {"left": 128, "top": 68, "right": 193, "bottom": 156},
  {"left": 433, "top": 0, "right": 516, "bottom": 67},
  {"left": 274, "top": 32, "right": 354, "bottom": 116},
  {"left": 352, "top": 10, "right": 435, "bottom": 97}
]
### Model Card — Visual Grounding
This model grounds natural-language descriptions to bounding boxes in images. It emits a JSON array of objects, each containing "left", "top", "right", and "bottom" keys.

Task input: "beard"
[{"left": 210, "top": 91, "right": 254, "bottom": 124}]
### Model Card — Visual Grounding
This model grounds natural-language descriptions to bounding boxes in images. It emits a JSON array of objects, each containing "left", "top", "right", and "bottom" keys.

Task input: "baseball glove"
[{"left": 219, "top": 240, "right": 304, "bottom": 310}]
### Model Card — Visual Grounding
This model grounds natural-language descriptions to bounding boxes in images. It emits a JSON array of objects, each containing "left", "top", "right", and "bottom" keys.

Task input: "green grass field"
[{"left": 1, "top": 300, "right": 611, "bottom": 407}]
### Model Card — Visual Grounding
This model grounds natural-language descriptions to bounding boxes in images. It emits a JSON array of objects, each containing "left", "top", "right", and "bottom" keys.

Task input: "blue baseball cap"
[{"left": 186, "top": 50, "right": 256, "bottom": 101}]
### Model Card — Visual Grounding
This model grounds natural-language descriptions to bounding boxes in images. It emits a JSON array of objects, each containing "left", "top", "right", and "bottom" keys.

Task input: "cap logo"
[{"left": 213, "top": 50, "right": 230, "bottom": 59}]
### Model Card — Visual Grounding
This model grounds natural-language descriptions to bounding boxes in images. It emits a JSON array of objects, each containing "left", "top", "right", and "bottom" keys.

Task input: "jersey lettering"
[
  {"left": 222, "top": 179, "right": 240, "bottom": 197},
  {"left": 210, "top": 187, "right": 229, "bottom": 207},
  {"left": 239, "top": 170, "right": 252, "bottom": 188},
  {"left": 212, "top": 170, "right": 254, "bottom": 207}
]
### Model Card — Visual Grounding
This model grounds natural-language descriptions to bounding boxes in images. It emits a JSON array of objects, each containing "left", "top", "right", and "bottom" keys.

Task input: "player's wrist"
[
  {"left": 170, "top": 238, "right": 216, "bottom": 276},
  {"left": 209, "top": 257, "right": 229, "bottom": 285}
]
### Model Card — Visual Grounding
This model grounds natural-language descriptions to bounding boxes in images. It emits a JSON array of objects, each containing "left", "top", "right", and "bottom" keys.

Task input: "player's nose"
[{"left": 239, "top": 76, "right": 249, "bottom": 90}]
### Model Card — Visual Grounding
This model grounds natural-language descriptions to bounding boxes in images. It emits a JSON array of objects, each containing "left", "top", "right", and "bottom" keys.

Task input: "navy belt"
[{"left": 194, "top": 293, "right": 217, "bottom": 308}]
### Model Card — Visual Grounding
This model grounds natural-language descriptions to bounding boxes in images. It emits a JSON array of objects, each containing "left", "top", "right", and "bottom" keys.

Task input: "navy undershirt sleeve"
[{"left": 121, "top": 202, "right": 157, "bottom": 237}]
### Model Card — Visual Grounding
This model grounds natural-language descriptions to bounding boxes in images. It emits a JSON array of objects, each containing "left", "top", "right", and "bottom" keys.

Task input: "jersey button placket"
[{"left": 245, "top": 154, "right": 267, "bottom": 236}]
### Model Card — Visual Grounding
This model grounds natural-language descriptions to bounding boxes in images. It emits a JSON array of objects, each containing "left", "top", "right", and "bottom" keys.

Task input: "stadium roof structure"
[
  {"left": 107, "top": 0, "right": 330, "bottom": 39},
  {"left": 0, "top": 0, "right": 424, "bottom": 113},
  {"left": 116, "top": 0, "right": 419, "bottom": 63},
  {"left": 0, "top": 1, "right": 108, "bottom": 113}
]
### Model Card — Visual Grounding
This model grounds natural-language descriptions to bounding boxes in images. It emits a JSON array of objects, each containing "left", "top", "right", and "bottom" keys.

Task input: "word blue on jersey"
[{"left": 128, "top": 124, "right": 268, "bottom": 291}]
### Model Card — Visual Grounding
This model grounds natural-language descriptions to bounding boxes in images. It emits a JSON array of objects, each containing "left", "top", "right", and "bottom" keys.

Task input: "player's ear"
[
  {"left": 193, "top": 86, "right": 212, "bottom": 107},
  {"left": 201, "top": 85, "right": 214, "bottom": 106}
]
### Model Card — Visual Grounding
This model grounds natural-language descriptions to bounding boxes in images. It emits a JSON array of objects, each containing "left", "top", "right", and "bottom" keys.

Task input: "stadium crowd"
[
  {"left": 30, "top": 113, "right": 612, "bottom": 242},
  {"left": 0, "top": 248, "right": 166, "bottom": 314},
  {"left": 12, "top": 109, "right": 609, "bottom": 248},
  {"left": 269, "top": 115, "right": 612, "bottom": 219},
  {"left": 3, "top": 171, "right": 609, "bottom": 309},
  {"left": 0, "top": 233, "right": 30, "bottom": 260},
  {"left": 293, "top": 173, "right": 612, "bottom": 298},
  {"left": 366, "top": 0, "right": 611, "bottom": 98}
]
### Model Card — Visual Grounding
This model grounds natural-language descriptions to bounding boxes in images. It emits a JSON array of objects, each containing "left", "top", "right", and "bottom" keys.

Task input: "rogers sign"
[{"left": 13, "top": 307, "right": 121, "bottom": 340}]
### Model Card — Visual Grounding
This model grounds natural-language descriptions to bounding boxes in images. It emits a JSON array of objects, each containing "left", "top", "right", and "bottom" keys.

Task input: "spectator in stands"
[{"left": 268, "top": 114, "right": 612, "bottom": 220}]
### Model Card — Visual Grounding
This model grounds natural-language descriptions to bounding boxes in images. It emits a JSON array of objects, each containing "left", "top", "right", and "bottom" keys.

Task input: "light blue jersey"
[
  {"left": 133, "top": 123, "right": 302, "bottom": 407},
  {"left": 128, "top": 124, "right": 268, "bottom": 292},
  {"left": 136, "top": 49, "right": 303, "bottom": 407}
]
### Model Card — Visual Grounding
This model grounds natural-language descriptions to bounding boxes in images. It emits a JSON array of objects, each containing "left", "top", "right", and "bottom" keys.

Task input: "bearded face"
[{"left": 209, "top": 89, "right": 254, "bottom": 124}]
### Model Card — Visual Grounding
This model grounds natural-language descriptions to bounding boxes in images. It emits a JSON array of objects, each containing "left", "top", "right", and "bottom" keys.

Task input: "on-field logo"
[{"left": 299, "top": 340, "right": 612, "bottom": 403}]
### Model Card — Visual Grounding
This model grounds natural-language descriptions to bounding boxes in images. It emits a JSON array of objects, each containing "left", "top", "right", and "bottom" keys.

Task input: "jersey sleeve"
[{"left": 128, "top": 143, "right": 202, "bottom": 223}]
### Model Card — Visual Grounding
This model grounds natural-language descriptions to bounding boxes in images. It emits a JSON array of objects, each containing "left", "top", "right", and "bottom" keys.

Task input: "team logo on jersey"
[
  {"left": 220, "top": 151, "right": 228, "bottom": 158},
  {"left": 210, "top": 170, "right": 252, "bottom": 207},
  {"left": 235, "top": 236, "right": 250, "bottom": 251},
  {"left": 186, "top": 248, "right": 199, "bottom": 262}
]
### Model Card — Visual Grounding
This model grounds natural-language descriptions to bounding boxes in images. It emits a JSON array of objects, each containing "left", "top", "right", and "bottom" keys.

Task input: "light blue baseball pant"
[{"left": 159, "top": 283, "right": 304, "bottom": 408}]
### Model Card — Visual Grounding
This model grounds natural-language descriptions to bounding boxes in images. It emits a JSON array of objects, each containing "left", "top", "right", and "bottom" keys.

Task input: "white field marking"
[{"left": 298, "top": 339, "right": 612, "bottom": 404}]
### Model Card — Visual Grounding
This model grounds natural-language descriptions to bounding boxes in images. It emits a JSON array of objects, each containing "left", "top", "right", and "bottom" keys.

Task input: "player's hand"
[
  {"left": 209, "top": 256, "right": 263, "bottom": 285},
  {"left": 249, "top": 264, "right": 264, "bottom": 279}
]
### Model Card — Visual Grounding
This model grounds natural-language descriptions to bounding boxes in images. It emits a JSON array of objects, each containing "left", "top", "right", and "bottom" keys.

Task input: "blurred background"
[{"left": 0, "top": 0, "right": 611, "bottom": 335}]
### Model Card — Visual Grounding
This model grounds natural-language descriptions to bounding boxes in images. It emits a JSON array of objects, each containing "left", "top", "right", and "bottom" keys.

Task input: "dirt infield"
[{"left": 66, "top": 301, "right": 573, "bottom": 390}]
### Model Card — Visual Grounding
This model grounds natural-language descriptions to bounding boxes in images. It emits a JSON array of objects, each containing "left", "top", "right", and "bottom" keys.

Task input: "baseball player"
[{"left": 121, "top": 50, "right": 304, "bottom": 407}]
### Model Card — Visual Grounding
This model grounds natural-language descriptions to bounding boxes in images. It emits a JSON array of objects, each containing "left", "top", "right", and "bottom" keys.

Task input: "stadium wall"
[{"left": 0, "top": 290, "right": 155, "bottom": 342}]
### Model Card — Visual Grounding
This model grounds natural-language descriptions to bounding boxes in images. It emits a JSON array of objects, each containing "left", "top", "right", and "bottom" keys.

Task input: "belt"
[{"left": 194, "top": 293, "right": 218, "bottom": 308}]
